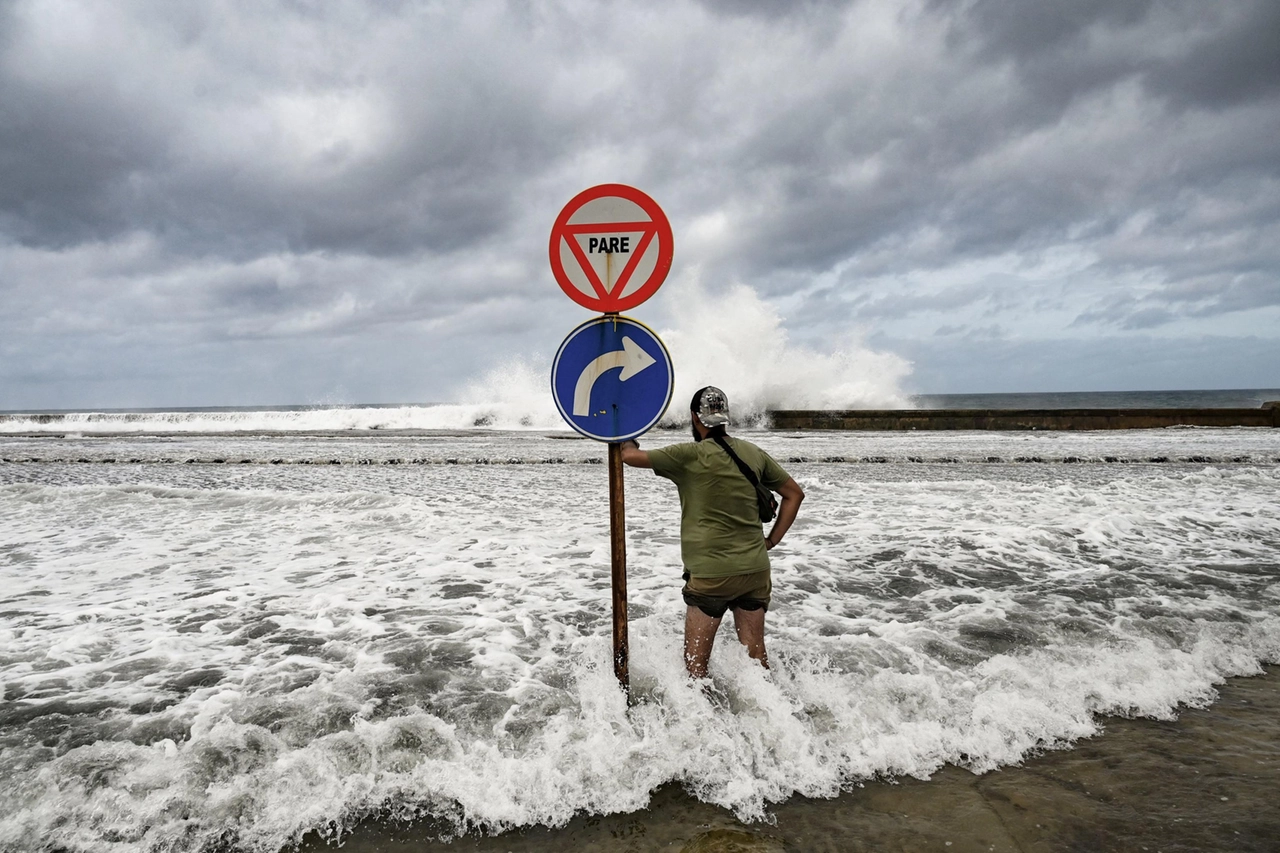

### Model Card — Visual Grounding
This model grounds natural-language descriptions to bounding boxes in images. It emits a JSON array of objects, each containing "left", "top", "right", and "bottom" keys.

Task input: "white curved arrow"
[{"left": 572, "top": 336, "right": 657, "bottom": 417}]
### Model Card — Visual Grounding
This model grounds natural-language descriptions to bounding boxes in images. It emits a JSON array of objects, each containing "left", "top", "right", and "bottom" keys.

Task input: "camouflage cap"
[{"left": 695, "top": 386, "right": 730, "bottom": 427}]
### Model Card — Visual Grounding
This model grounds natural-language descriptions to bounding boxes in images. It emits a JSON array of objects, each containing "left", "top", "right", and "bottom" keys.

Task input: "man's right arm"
[{"left": 618, "top": 439, "right": 653, "bottom": 469}]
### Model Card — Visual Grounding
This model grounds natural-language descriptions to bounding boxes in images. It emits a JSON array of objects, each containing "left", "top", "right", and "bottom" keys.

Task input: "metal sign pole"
[{"left": 607, "top": 441, "right": 629, "bottom": 693}]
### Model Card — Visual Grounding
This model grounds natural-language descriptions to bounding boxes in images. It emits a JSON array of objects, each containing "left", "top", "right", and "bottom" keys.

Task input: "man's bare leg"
[
  {"left": 684, "top": 606, "right": 723, "bottom": 678},
  {"left": 731, "top": 606, "right": 768, "bottom": 669}
]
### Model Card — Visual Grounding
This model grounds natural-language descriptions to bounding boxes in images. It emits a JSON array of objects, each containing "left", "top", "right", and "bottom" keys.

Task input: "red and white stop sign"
[{"left": 549, "top": 184, "right": 674, "bottom": 313}]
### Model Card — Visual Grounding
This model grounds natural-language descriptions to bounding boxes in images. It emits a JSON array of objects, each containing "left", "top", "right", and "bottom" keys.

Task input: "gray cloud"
[
  {"left": 1, "top": 0, "right": 1277, "bottom": 407},
  {"left": 1, "top": 2, "right": 589, "bottom": 257}
]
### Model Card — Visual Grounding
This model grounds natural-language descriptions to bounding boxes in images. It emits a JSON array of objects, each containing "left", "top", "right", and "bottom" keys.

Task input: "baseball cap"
[{"left": 695, "top": 386, "right": 730, "bottom": 427}]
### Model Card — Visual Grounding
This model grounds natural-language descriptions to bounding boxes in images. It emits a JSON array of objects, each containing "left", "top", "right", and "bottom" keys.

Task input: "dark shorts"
[{"left": 681, "top": 569, "right": 772, "bottom": 620}]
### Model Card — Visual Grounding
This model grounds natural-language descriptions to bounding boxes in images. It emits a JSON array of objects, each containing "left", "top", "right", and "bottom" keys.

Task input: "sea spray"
[
  {"left": 456, "top": 358, "right": 562, "bottom": 429},
  {"left": 657, "top": 279, "right": 911, "bottom": 423},
  {"left": 451, "top": 277, "right": 914, "bottom": 430}
]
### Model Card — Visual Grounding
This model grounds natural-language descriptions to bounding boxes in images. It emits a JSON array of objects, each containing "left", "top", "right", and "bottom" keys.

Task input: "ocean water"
[
  {"left": 2, "top": 422, "right": 1279, "bottom": 853},
  {"left": 3, "top": 389, "right": 1278, "bottom": 438}
]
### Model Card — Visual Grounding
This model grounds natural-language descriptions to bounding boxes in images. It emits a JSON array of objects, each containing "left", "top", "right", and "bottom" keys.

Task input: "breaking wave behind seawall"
[
  {"left": 658, "top": 281, "right": 911, "bottom": 423},
  {"left": 436, "top": 278, "right": 912, "bottom": 431}
]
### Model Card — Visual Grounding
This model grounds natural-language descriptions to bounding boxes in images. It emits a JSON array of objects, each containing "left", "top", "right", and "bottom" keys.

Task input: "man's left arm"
[
  {"left": 765, "top": 477, "right": 804, "bottom": 550},
  {"left": 760, "top": 452, "right": 803, "bottom": 550}
]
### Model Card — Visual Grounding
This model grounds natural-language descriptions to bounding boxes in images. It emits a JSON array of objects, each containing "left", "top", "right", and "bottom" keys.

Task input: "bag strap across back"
[{"left": 710, "top": 434, "right": 778, "bottom": 522}]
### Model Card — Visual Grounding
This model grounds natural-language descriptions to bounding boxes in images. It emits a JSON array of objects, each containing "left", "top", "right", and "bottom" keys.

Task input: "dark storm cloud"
[
  {"left": 948, "top": 0, "right": 1280, "bottom": 111},
  {"left": 0, "top": 2, "right": 578, "bottom": 257},
  {"left": 1149, "top": 6, "right": 1280, "bottom": 109},
  {"left": 0, "top": 10, "right": 168, "bottom": 246},
  {"left": 650, "top": 0, "right": 1280, "bottom": 351},
  {"left": 711, "top": 0, "right": 1280, "bottom": 280},
  {"left": 694, "top": 0, "right": 848, "bottom": 21},
  {"left": 1, "top": 0, "right": 1277, "bottom": 406}
]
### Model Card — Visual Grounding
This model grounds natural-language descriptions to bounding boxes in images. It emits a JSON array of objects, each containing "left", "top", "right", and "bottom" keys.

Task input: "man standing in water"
[{"left": 619, "top": 387, "right": 805, "bottom": 678}]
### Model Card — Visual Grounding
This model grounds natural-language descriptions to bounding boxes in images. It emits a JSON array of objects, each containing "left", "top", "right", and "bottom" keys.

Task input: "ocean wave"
[
  {"left": 0, "top": 404, "right": 568, "bottom": 435},
  {"left": 2, "top": 623, "right": 1275, "bottom": 853}
]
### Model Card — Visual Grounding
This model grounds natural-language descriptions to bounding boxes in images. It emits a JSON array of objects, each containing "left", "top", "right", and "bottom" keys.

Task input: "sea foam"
[{"left": 2, "top": 433, "right": 1278, "bottom": 852}]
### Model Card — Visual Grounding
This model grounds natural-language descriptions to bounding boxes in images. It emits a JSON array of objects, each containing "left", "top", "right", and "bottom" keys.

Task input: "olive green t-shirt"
[{"left": 648, "top": 437, "right": 792, "bottom": 578}]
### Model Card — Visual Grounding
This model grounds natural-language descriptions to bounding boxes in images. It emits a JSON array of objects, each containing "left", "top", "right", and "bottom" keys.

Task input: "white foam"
[
  {"left": 658, "top": 278, "right": 912, "bottom": 423},
  {"left": 456, "top": 358, "right": 563, "bottom": 430},
  {"left": 1, "top": 434, "right": 1278, "bottom": 851},
  {"left": 0, "top": 402, "right": 566, "bottom": 435}
]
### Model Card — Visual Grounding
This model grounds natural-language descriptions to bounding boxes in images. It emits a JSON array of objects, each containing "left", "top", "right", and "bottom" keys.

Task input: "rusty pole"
[{"left": 607, "top": 441, "right": 629, "bottom": 693}]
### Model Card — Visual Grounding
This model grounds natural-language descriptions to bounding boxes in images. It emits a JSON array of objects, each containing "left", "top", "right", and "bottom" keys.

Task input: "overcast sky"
[{"left": 2, "top": 0, "right": 1278, "bottom": 409}]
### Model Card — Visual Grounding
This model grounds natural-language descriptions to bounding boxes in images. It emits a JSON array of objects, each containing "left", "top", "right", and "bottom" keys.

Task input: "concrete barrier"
[{"left": 767, "top": 404, "right": 1280, "bottom": 431}]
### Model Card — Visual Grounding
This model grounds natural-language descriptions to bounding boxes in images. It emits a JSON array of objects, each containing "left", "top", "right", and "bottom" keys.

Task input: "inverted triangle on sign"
[{"left": 561, "top": 221, "right": 659, "bottom": 300}]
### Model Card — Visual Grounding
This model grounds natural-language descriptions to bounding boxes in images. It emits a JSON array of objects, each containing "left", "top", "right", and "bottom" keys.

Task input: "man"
[{"left": 619, "top": 386, "right": 804, "bottom": 678}]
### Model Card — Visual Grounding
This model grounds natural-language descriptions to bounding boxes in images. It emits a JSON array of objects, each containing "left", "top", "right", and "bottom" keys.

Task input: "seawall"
[{"left": 767, "top": 403, "right": 1280, "bottom": 431}]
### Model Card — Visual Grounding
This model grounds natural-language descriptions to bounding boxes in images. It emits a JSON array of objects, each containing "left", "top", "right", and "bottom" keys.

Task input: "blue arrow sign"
[{"left": 551, "top": 316, "right": 674, "bottom": 442}]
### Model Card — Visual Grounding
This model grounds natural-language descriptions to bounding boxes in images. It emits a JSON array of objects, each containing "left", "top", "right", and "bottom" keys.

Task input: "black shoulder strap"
[
  {"left": 711, "top": 435, "right": 778, "bottom": 522},
  {"left": 711, "top": 434, "right": 763, "bottom": 488}
]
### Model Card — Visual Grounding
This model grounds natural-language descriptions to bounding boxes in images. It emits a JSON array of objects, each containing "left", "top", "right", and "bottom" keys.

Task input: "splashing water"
[
  {"left": 456, "top": 358, "right": 562, "bottom": 429},
  {"left": 657, "top": 280, "right": 911, "bottom": 424},
  {"left": 2, "top": 430, "right": 1278, "bottom": 853},
  {"left": 447, "top": 278, "right": 913, "bottom": 431}
]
